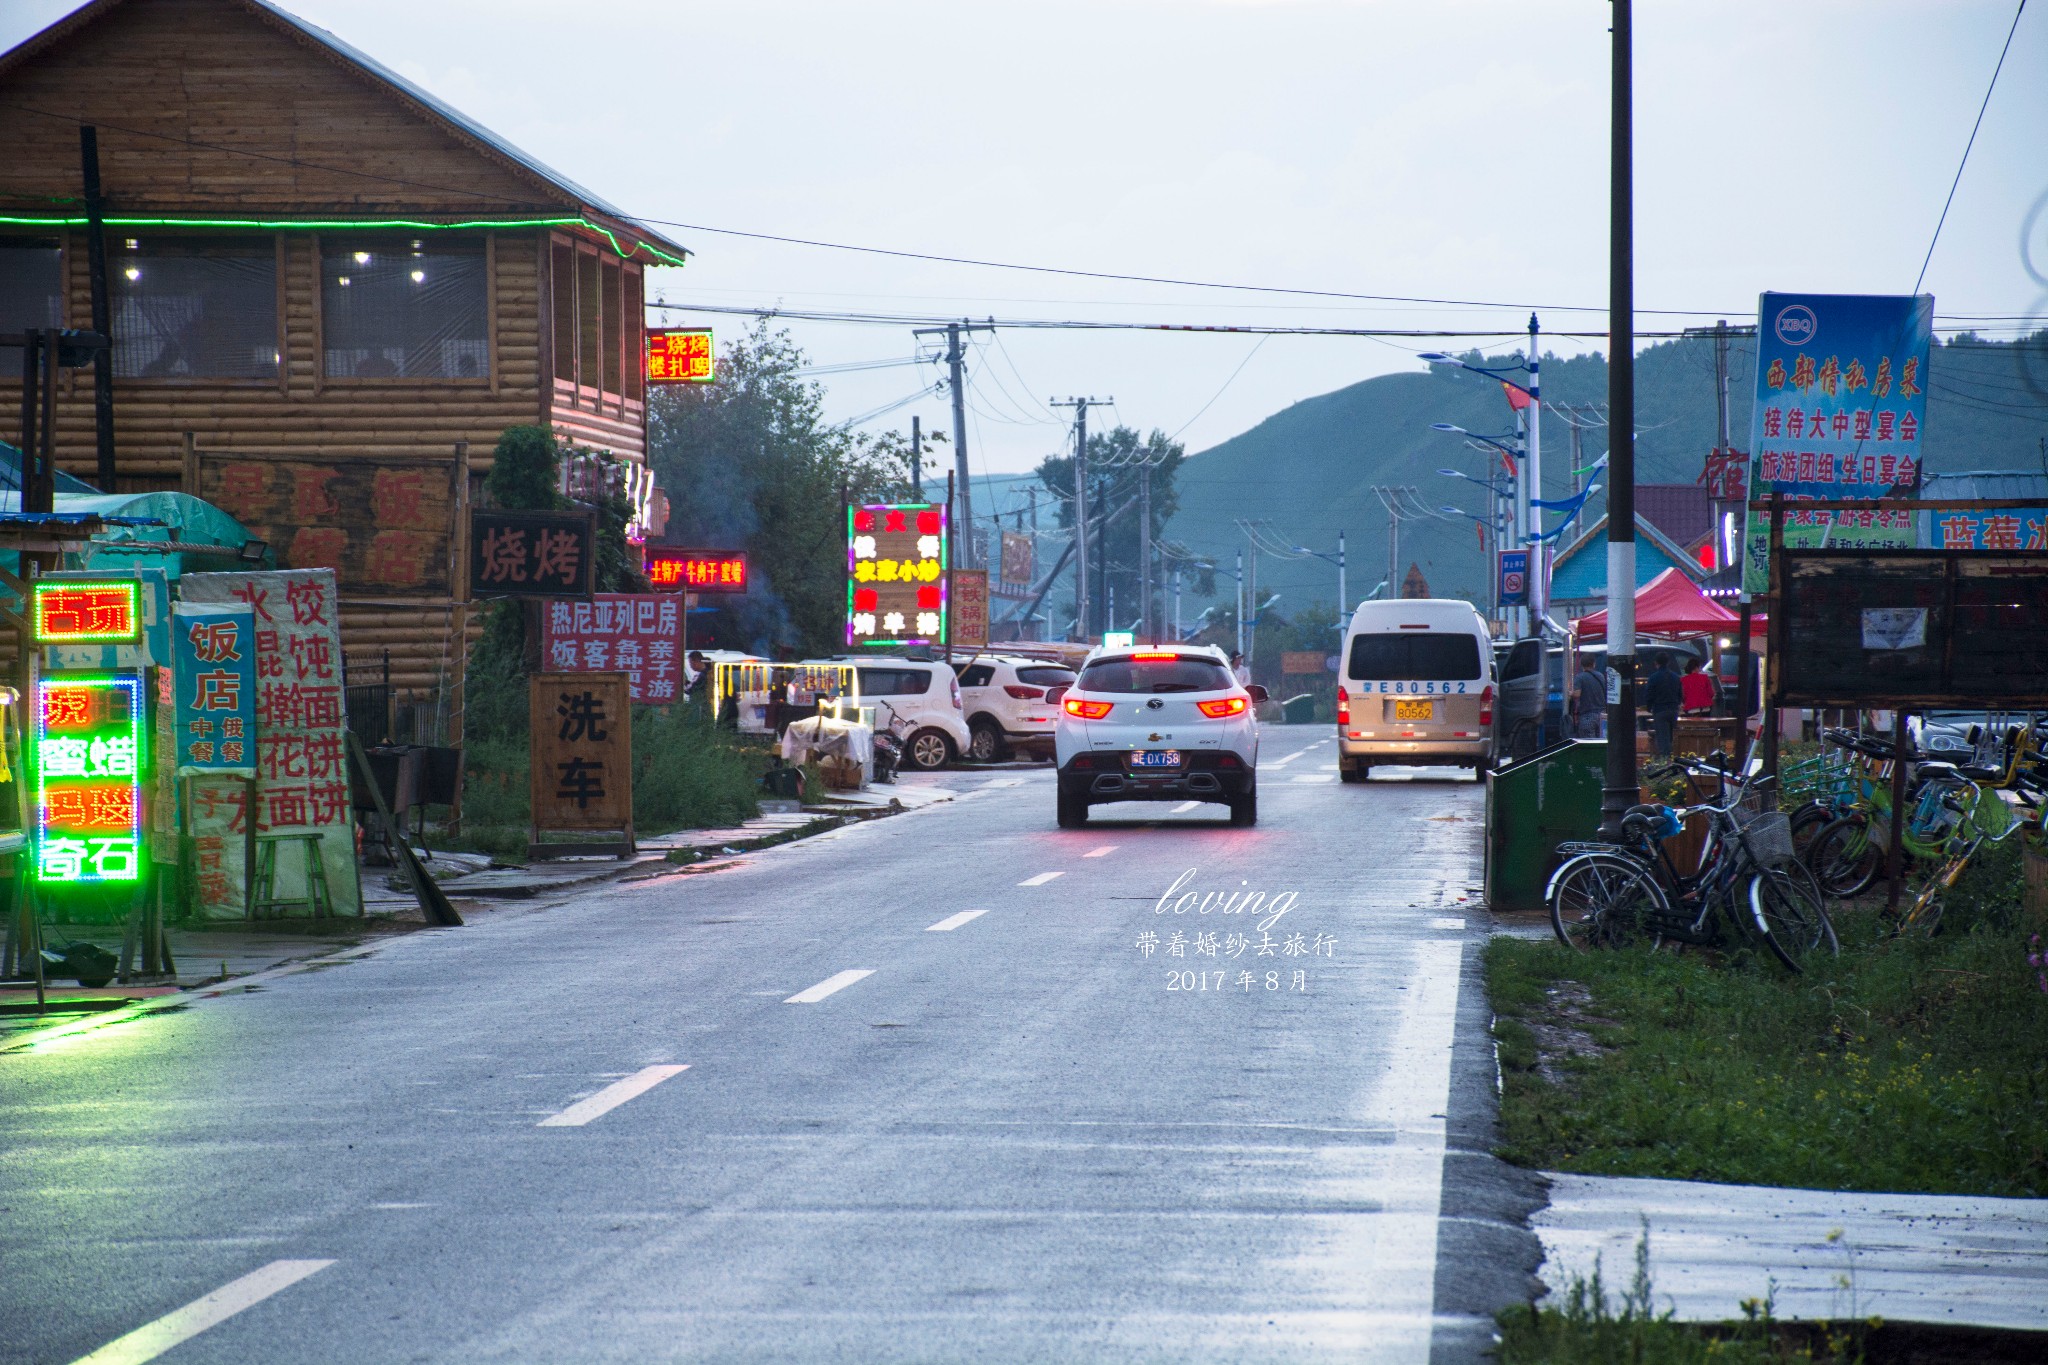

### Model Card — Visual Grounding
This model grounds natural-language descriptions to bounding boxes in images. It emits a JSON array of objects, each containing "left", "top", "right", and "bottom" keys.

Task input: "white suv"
[
  {"left": 1052, "top": 645, "right": 1264, "bottom": 827},
  {"left": 811, "top": 656, "right": 972, "bottom": 771},
  {"left": 955, "top": 655, "right": 1077, "bottom": 762}
]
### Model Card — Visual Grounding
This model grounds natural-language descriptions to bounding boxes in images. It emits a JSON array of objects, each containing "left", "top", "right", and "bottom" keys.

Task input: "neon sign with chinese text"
[
  {"left": 646, "top": 328, "right": 714, "bottom": 384},
  {"left": 846, "top": 503, "right": 947, "bottom": 648},
  {"left": 646, "top": 547, "right": 748, "bottom": 593},
  {"left": 34, "top": 673, "right": 145, "bottom": 885},
  {"left": 33, "top": 580, "right": 141, "bottom": 643}
]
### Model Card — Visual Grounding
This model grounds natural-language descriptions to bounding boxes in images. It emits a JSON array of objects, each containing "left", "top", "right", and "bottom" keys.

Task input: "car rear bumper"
[
  {"left": 1058, "top": 752, "right": 1254, "bottom": 802},
  {"left": 1339, "top": 735, "right": 1491, "bottom": 765}
]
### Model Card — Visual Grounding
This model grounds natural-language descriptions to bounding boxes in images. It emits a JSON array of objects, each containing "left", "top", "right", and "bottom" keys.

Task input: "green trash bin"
[{"left": 1484, "top": 738, "right": 1609, "bottom": 914}]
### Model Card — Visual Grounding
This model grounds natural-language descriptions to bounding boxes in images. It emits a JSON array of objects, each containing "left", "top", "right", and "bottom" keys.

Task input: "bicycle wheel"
[
  {"left": 1805, "top": 815, "right": 1881, "bottom": 898},
  {"left": 1548, "top": 853, "right": 1666, "bottom": 952},
  {"left": 1747, "top": 864, "right": 1837, "bottom": 971},
  {"left": 1897, "top": 847, "right": 1970, "bottom": 937},
  {"left": 1789, "top": 803, "right": 1834, "bottom": 863}
]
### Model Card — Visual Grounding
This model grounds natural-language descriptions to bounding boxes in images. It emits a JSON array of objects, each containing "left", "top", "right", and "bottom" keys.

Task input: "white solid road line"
[
  {"left": 536, "top": 1064, "right": 690, "bottom": 1127},
  {"left": 926, "top": 909, "right": 989, "bottom": 932},
  {"left": 70, "top": 1259, "right": 336, "bottom": 1365},
  {"left": 1169, "top": 800, "right": 1201, "bottom": 814},
  {"left": 1018, "top": 871, "right": 1064, "bottom": 886},
  {"left": 1430, "top": 917, "right": 1467, "bottom": 930},
  {"left": 1291, "top": 774, "right": 1336, "bottom": 784},
  {"left": 784, "top": 969, "right": 876, "bottom": 1003}
]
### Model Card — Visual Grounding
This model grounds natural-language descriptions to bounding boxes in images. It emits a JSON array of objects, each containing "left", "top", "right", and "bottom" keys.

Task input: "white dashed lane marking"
[
  {"left": 785, "top": 970, "right": 875, "bottom": 1003},
  {"left": 70, "top": 1259, "right": 336, "bottom": 1365},
  {"left": 1018, "top": 871, "right": 1064, "bottom": 886},
  {"left": 1169, "top": 801, "right": 1201, "bottom": 814},
  {"left": 927, "top": 910, "right": 988, "bottom": 932},
  {"left": 1083, "top": 846, "right": 1118, "bottom": 858},
  {"left": 537, "top": 1065, "right": 690, "bottom": 1126}
]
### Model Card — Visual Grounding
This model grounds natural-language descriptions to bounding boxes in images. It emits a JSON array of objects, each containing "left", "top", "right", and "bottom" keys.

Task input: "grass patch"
[{"left": 1490, "top": 844, "right": 2048, "bottom": 1196}]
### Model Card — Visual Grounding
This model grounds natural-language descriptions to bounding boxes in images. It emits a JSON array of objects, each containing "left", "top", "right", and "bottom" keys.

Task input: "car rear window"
[
  {"left": 957, "top": 664, "right": 995, "bottom": 687},
  {"left": 1077, "top": 656, "right": 1233, "bottom": 694},
  {"left": 858, "top": 667, "right": 932, "bottom": 695},
  {"left": 1348, "top": 633, "right": 1483, "bottom": 681},
  {"left": 1017, "top": 667, "right": 1074, "bottom": 687}
]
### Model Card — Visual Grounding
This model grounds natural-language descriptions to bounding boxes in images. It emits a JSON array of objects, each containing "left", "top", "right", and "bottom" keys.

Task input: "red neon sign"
[
  {"left": 646, "top": 329, "right": 714, "bottom": 384},
  {"left": 33, "top": 580, "right": 141, "bottom": 643},
  {"left": 646, "top": 547, "right": 748, "bottom": 593}
]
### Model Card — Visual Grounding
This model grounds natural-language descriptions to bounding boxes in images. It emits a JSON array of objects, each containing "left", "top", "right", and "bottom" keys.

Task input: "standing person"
[
  {"left": 1230, "top": 651, "right": 1250, "bottom": 688},
  {"left": 1571, "top": 658, "right": 1606, "bottom": 738},
  {"left": 1645, "top": 654, "right": 1684, "bottom": 757},
  {"left": 1680, "top": 655, "right": 1718, "bottom": 716}
]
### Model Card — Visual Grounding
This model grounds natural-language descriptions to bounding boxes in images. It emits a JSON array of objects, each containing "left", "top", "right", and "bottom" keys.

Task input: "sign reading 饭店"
[
  {"left": 1742, "top": 292, "right": 1934, "bottom": 591},
  {"left": 34, "top": 673, "right": 144, "bottom": 885},
  {"left": 171, "top": 603, "right": 257, "bottom": 779},
  {"left": 847, "top": 502, "right": 947, "bottom": 648}
]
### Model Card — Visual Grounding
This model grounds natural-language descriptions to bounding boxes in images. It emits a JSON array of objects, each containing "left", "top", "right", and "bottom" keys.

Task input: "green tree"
[{"left": 1036, "top": 426, "right": 1206, "bottom": 637}]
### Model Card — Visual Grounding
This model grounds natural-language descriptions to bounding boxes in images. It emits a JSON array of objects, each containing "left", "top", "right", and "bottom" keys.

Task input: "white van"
[{"left": 1336, "top": 599, "right": 1494, "bottom": 781}]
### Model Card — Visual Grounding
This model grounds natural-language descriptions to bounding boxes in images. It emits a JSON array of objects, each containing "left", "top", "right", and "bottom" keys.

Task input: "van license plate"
[
  {"left": 1130, "top": 750, "right": 1182, "bottom": 768},
  {"left": 1394, "top": 700, "right": 1434, "bottom": 721}
]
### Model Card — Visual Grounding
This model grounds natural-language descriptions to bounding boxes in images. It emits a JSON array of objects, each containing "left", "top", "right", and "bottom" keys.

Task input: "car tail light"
[
  {"left": 1004, "top": 685, "right": 1044, "bottom": 700},
  {"left": 1337, "top": 686, "right": 1350, "bottom": 725},
  {"left": 1071, "top": 755, "right": 1093, "bottom": 769},
  {"left": 1063, "top": 697, "right": 1113, "bottom": 719},
  {"left": 1197, "top": 697, "right": 1248, "bottom": 718},
  {"left": 1132, "top": 651, "right": 1178, "bottom": 660},
  {"left": 1480, "top": 685, "right": 1493, "bottom": 726},
  {"left": 1217, "top": 753, "right": 1242, "bottom": 768}
]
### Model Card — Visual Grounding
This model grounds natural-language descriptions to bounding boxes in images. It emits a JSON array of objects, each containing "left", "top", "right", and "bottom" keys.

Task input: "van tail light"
[
  {"left": 1197, "top": 697, "right": 1248, "bottom": 718},
  {"left": 1063, "top": 697, "right": 1114, "bottom": 719},
  {"left": 1480, "top": 685, "right": 1493, "bottom": 726},
  {"left": 1004, "top": 685, "right": 1044, "bottom": 700},
  {"left": 1336, "top": 686, "right": 1350, "bottom": 725}
]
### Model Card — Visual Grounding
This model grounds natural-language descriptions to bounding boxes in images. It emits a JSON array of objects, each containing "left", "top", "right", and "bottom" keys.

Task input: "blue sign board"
[
  {"left": 1498, "top": 549, "right": 1529, "bottom": 608},
  {"left": 171, "top": 603, "right": 257, "bottom": 780},
  {"left": 1742, "top": 292, "right": 1933, "bottom": 590}
]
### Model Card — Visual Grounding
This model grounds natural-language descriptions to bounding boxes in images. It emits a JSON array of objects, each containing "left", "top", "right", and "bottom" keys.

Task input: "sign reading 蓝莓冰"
[
  {"left": 34, "top": 673, "right": 144, "bottom": 885},
  {"left": 847, "top": 502, "right": 947, "bottom": 648},
  {"left": 1742, "top": 292, "right": 1934, "bottom": 591}
]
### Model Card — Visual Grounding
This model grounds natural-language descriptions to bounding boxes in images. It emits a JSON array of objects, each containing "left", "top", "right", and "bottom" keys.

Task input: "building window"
[
  {"left": 321, "top": 236, "right": 488, "bottom": 379},
  {"left": 112, "top": 237, "right": 278, "bottom": 379},
  {"left": 552, "top": 241, "right": 576, "bottom": 384},
  {"left": 0, "top": 239, "right": 63, "bottom": 371},
  {"left": 552, "top": 237, "right": 643, "bottom": 404}
]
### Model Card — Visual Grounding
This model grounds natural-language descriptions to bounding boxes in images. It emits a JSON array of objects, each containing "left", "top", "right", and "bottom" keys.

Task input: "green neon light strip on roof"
[{"left": 0, "top": 214, "right": 689, "bottom": 268}]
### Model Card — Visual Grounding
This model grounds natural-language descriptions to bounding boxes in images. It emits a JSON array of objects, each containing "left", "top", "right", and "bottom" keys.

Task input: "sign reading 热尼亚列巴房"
[
  {"left": 470, "top": 509, "right": 596, "bottom": 599},
  {"left": 530, "top": 673, "right": 633, "bottom": 848},
  {"left": 645, "top": 546, "right": 747, "bottom": 593},
  {"left": 646, "top": 329, "right": 714, "bottom": 384},
  {"left": 847, "top": 503, "right": 946, "bottom": 648},
  {"left": 33, "top": 579, "right": 141, "bottom": 643},
  {"left": 172, "top": 603, "right": 257, "bottom": 779},
  {"left": 33, "top": 673, "right": 144, "bottom": 885},
  {"left": 1742, "top": 292, "right": 1934, "bottom": 591},
  {"left": 540, "top": 595, "right": 682, "bottom": 702}
]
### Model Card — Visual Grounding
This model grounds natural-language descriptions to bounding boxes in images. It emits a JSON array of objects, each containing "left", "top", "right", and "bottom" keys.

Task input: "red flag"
[{"left": 1501, "top": 381, "right": 1531, "bottom": 412}]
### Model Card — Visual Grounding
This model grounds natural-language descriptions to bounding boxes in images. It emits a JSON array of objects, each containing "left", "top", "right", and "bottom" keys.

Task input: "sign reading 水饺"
[
  {"left": 470, "top": 508, "right": 596, "bottom": 598},
  {"left": 171, "top": 603, "right": 257, "bottom": 779},
  {"left": 530, "top": 672, "right": 633, "bottom": 844},
  {"left": 847, "top": 502, "right": 947, "bottom": 648},
  {"left": 33, "top": 673, "right": 144, "bottom": 886},
  {"left": 1742, "top": 292, "right": 1934, "bottom": 592},
  {"left": 540, "top": 595, "right": 682, "bottom": 702},
  {"left": 646, "top": 328, "right": 714, "bottom": 384},
  {"left": 180, "top": 569, "right": 362, "bottom": 920}
]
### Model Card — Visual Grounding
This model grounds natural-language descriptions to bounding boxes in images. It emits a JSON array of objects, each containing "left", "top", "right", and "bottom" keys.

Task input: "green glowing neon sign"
[{"left": 0, "top": 214, "right": 689, "bottom": 268}]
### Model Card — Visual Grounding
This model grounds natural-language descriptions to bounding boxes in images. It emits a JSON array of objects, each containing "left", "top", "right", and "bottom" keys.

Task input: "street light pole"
[
  {"left": 1337, "top": 529, "right": 1346, "bottom": 630},
  {"left": 1527, "top": 312, "right": 1544, "bottom": 631},
  {"left": 1601, "top": 0, "right": 1638, "bottom": 839}
]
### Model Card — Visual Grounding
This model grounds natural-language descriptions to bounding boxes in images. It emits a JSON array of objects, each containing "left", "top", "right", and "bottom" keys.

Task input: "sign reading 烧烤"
[
  {"left": 952, "top": 570, "right": 988, "bottom": 648},
  {"left": 33, "top": 673, "right": 144, "bottom": 886},
  {"left": 529, "top": 672, "right": 633, "bottom": 849},
  {"left": 33, "top": 579, "right": 141, "bottom": 643},
  {"left": 470, "top": 508, "right": 596, "bottom": 599},
  {"left": 171, "top": 603, "right": 257, "bottom": 779},
  {"left": 645, "top": 546, "right": 747, "bottom": 593},
  {"left": 192, "top": 450, "right": 461, "bottom": 594},
  {"left": 180, "top": 569, "right": 362, "bottom": 920},
  {"left": 646, "top": 328, "right": 714, "bottom": 384},
  {"left": 540, "top": 595, "right": 682, "bottom": 702},
  {"left": 847, "top": 502, "right": 946, "bottom": 648},
  {"left": 1742, "top": 292, "right": 1934, "bottom": 592}
]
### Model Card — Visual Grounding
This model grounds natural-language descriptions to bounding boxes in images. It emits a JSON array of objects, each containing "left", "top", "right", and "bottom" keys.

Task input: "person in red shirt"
[{"left": 1680, "top": 655, "right": 1719, "bottom": 715}]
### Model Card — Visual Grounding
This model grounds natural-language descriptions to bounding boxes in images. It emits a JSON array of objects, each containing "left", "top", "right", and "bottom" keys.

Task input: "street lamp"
[
  {"left": 1423, "top": 320, "right": 1547, "bottom": 631},
  {"left": 1290, "top": 533, "right": 1347, "bottom": 632},
  {"left": 1437, "top": 466, "right": 1512, "bottom": 497}
]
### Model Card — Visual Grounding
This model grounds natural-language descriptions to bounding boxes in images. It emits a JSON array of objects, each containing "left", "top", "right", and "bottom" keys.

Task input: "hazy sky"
[{"left": 8, "top": 1, "right": 2045, "bottom": 478}]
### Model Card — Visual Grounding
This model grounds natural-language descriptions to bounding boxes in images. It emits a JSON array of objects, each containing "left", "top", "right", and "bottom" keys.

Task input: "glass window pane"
[
  {"left": 112, "top": 237, "right": 278, "bottom": 379},
  {"left": 1347, "top": 634, "right": 1482, "bottom": 681},
  {"left": 577, "top": 251, "right": 600, "bottom": 390},
  {"left": 600, "top": 256, "right": 622, "bottom": 395},
  {"left": 621, "top": 266, "right": 643, "bottom": 403},
  {"left": 0, "top": 240, "right": 62, "bottom": 372},
  {"left": 321, "top": 236, "right": 486, "bottom": 379},
  {"left": 1077, "top": 657, "right": 1233, "bottom": 693},
  {"left": 552, "top": 241, "right": 575, "bottom": 383}
]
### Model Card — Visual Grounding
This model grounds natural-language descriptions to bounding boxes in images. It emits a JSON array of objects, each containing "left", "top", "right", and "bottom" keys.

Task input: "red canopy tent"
[{"left": 1572, "top": 568, "right": 1767, "bottom": 642}]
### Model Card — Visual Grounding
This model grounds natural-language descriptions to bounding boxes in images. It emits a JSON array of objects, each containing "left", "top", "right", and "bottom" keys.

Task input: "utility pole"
[
  {"left": 1138, "top": 464, "right": 1153, "bottom": 643},
  {"left": 1337, "top": 529, "right": 1347, "bottom": 632},
  {"left": 910, "top": 415, "right": 922, "bottom": 498},
  {"left": 1527, "top": 312, "right": 1544, "bottom": 630},
  {"left": 81, "top": 126, "right": 116, "bottom": 491},
  {"left": 1172, "top": 565, "right": 1182, "bottom": 640},
  {"left": 1234, "top": 549, "right": 1245, "bottom": 662},
  {"left": 913, "top": 320, "right": 993, "bottom": 565},
  {"left": 1601, "top": 0, "right": 1638, "bottom": 840},
  {"left": 1051, "top": 396, "right": 1110, "bottom": 641}
]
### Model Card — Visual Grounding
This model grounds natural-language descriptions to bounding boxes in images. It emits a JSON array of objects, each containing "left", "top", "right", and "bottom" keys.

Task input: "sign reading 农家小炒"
[
  {"left": 470, "top": 508, "right": 596, "bottom": 599},
  {"left": 171, "top": 603, "right": 257, "bottom": 779},
  {"left": 1742, "top": 292, "right": 1934, "bottom": 592},
  {"left": 33, "top": 579, "right": 141, "bottom": 643},
  {"left": 34, "top": 673, "right": 144, "bottom": 885},
  {"left": 646, "top": 546, "right": 747, "bottom": 593},
  {"left": 540, "top": 595, "right": 682, "bottom": 702},
  {"left": 646, "top": 328, "right": 714, "bottom": 384},
  {"left": 847, "top": 502, "right": 946, "bottom": 648}
]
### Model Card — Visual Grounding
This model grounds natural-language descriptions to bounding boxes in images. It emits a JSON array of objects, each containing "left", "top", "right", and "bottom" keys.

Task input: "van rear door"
[{"left": 1346, "top": 630, "right": 1489, "bottom": 736}]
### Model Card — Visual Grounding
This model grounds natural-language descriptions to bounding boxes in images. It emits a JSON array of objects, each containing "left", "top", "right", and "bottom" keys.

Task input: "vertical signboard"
[
  {"left": 33, "top": 674, "right": 144, "bottom": 885},
  {"left": 998, "top": 531, "right": 1034, "bottom": 592},
  {"left": 952, "top": 569, "right": 989, "bottom": 648},
  {"left": 1742, "top": 292, "right": 1934, "bottom": 591},
  {"left": 529, "top": 672, "right": 633, "bottom": 851},
  {"left": 847, "top": 502, "right": 947, "bottom": 648},
  {"left": 180, "top": 570, "right": 361, "bottom": 920},
  {"left": 540, "top": 594, "right": 683, "bottom": 701},
  {"left": 171, "top": 604, "right": 258, "bottom": 778},
  {"left": 1497, "top": 549, "right": 1530, "bottom": 609},
  {"left": 645, "top": 328, "right": 714, "bottom": 384}
]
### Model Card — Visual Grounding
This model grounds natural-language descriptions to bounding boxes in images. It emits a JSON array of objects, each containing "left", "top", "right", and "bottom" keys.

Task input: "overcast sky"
[{"left": 9, "top": 1, "right": 2045, "bottom": 477}]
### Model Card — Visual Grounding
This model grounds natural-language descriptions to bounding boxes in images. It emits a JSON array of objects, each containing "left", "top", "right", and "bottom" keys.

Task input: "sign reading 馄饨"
[
  {"left": 1742, "top": 292, "right": 1934, "bottom": 592},
  {"left": 540, "top": 595, "right": 682, "bottom": 702},
  {"left": 33, "top": 673, "right": 144, "bottom": 885},
  {"left": 171, "top": 603, "right": 257, "bottom": 779},
  {"left": 847, "top": 502, "right": 947, "bottom": 648},
  {"left": 470, "top": 508, "right": 596, "bottom": 599},
  {"left": 645, "top": 546, "right": 747, "bottom": 593},
  {"left": 646, "top": 328, "right": 714, "bottom": 384},
  {"left": 33, "top": 579, "right": 142, "bottom": 644},
  {"left": 530, "top": 672, "right": 633, "bottom": 853}
]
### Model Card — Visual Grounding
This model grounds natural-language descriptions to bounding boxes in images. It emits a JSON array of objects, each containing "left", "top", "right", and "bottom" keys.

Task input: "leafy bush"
[{"left": 631, "top": 704, "right": 762, "bottom": 833}]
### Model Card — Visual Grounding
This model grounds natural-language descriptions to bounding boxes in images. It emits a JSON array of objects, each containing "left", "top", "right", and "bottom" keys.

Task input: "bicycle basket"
[{"left": 1734, "top": 808, "right": 1795, "bottom": 868}]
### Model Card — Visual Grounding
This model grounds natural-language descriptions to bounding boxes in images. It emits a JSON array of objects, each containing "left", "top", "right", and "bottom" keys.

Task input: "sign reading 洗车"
[
  {"left": 540, "top": 595, "right": 682, "bottom": 702},
  {"left": 530, "top": 672, "right": 634, "bottom": 843},
  {"left": 171, "top": 603, "right": 257, "bottom": 779},
  {"left": 1742, "top": 292, "right": 1934, "bottom": 592},
  {"left": 847, "top": 502, "right": 947, "bottom": 648},
  {"left": 470, "top": 508, "right": 596, "bottom": 599}
]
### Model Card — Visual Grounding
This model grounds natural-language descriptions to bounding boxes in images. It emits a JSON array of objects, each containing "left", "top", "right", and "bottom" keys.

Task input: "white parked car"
[
  {"left": 810, "top": 656, "right": 971, "bottom": 771},
  {"left": 954, "top": 654, "right": 1076, "bottom": 762},
  {"left": 1052, "top": 644, "right": 1264, "bottom": 827}
]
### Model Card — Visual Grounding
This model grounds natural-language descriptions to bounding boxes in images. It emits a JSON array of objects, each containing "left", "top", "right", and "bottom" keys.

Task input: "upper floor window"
[
  {"left": 113, "top": 236, "right": 278, "bottom": 379},
  {"left": 552, "top": 237, "right": 641, "bottom": 403},
  {"left": 0, "top": 239, "right": 62, "bottom": 372},
  {"left": 322, "top": 236, "right": 488, "bottom": 379}
]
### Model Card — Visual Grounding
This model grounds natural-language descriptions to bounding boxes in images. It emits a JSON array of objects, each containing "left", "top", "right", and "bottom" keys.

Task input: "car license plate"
[
  {"left": 1130, "top": 750, "right": 1182, "bottom": 769},
  {"left": 1394, "top": 699, "right": 1434, "bottom": 721}
]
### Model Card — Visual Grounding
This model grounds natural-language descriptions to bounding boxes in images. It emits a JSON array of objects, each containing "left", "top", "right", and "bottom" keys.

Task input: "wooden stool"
[{"left": 252, "top": 833, "right": 333, "bottom": 920}]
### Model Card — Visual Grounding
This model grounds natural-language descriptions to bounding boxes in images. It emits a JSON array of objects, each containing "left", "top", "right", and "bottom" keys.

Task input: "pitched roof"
[{"left": 1634, "top": 482, "right": 1714, "bottom": 550}]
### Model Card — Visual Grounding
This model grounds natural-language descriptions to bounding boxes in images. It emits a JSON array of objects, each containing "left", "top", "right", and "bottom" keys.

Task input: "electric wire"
[{"left": 1914, "top": 0, "right": 2028, "bottom": 293}]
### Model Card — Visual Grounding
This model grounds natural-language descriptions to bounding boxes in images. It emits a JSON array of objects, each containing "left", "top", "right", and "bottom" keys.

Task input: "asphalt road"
[{"left": 0, "top": 732, "right": 1542, "bottom": 1364}]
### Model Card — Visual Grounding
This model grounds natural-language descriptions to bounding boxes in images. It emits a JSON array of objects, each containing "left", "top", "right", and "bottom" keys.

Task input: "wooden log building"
[{"left": 0, "top": 0, "right": 687, "bottom": 724}]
